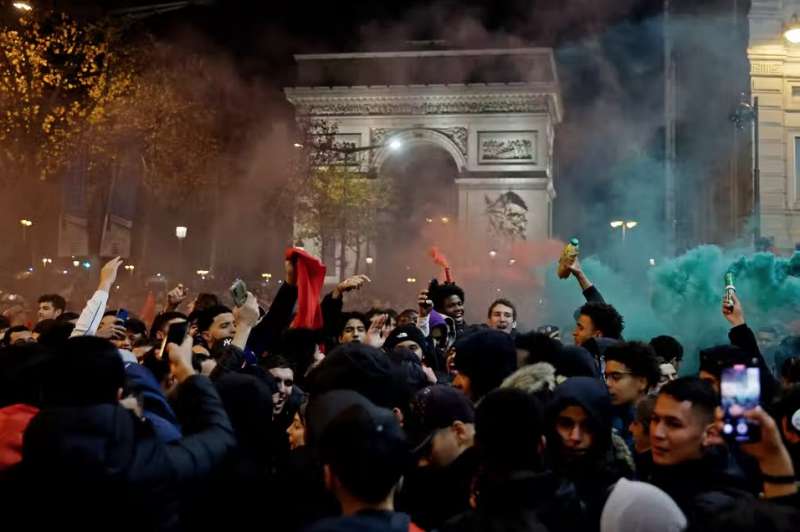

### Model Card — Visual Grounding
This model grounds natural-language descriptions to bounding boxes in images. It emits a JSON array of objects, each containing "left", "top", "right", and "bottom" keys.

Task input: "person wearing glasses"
[{"left": 602, "top": 341, "right": 662, "bottom": 450}]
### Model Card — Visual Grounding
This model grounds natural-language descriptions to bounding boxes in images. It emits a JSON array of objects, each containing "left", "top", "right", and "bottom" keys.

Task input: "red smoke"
[
  {"left": 429, "top": 246, "right": 453, "bottom": 283},
  {"left": 429, "top": 246, "right": 450, "bottom": 268}
]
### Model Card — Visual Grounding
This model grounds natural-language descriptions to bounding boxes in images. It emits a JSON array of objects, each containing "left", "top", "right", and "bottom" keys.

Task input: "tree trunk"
[{"left": 338, "top": 227, "right": 347, "bottom": 281}]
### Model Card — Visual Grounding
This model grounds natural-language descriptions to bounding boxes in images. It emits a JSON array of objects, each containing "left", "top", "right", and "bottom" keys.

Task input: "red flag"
[
  {"left": 139, "top": 290, "right": 157, "bottom": 330},
  {"left": 285, "top": 247, "right": 326, "bottom": 329}
]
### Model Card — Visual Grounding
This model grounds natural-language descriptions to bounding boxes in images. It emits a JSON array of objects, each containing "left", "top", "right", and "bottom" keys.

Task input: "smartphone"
[
  {"left": 230, "top": 278, "right": 248, "bottom": 307},
  {"left": 158, "top": 320, "right": 189, "bottom": 361},
  {"left": 721, "top": 364, "right": 761, "bottom": 443},
  {"left": 116, "top": 308, "right": 129, "bottom": 325}
]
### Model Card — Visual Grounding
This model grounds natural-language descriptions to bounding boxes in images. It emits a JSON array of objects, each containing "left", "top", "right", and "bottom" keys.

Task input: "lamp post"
[
  {"left": 731, "top": 93, "right": 760, "bottom": 243},
  {"left": 610, "top": 220, "right": 638, "bottom": 243},
  {"left": 175, "top": 226, "right": 187, "bottom": 275},
  {"left": 124, "top": 264, "right": 135, "bottom": 277}
]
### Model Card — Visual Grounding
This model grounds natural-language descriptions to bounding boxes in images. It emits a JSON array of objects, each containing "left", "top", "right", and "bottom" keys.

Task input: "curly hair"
[{"left": 578, "top": 302, "right": 624, "bottom": 339}]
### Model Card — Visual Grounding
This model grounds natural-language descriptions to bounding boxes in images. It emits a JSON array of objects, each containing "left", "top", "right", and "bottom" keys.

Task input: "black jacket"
[
  {"left": 728, "top": 323, "right": 779, "bottom": 406},
  {"left": 398, "top": 447, "right": 479, "bottom": 530},
  {"left": 247, "top": 282, "right": 298, "bottom": 358},
  {"left": 5, "top": 375, "right": 234, "bottom": 532},
  {"left": 648, "top": 449, "right": 756, "bottom": 529},
  {"left": 545, "top": 377, "right": 633, "bottom": 531},
  {"left": 439, "top": 470, "right": 574, "bottom": 532}
]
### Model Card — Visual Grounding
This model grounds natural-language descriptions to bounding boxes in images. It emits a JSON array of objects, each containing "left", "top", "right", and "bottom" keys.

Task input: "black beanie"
[{"left": 453, "top": 329, "right": 517, "bottom": 401}]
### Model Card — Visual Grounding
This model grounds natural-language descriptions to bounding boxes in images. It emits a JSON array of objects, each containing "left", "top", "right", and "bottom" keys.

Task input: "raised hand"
[
  {"left": 332, "top": 274, "right": 371, "bottom": 299},
  {"left": 366, "top": 313, "right": 388, "bottom": 348},
  {"left": 722, "top": 292, "right": 745, "bottom": 328},
  {"left": 234, "top": 291, "right": 260, "bottom": 328},
  {"left": 167, "top": 331, "right": 196, "bottom": 383},
  {"left": 167, "top": 284, "right": 188, "bottom": 308},
  {"left": 98, "top": 257, "right": 123, "bottom": 293},
  {"left": 418, "top": 289, "right": 433, "bottom": 317}
]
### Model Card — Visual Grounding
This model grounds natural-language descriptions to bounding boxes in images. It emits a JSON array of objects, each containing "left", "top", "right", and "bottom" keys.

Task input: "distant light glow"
[
  {"left": 175, "top": 226, "right": 188, "bottom": 239},
  {"left": 13, "top": 2, "right": 33, "bottom": 12},
  {"left": 406, "top": 277, "right": 417, "bottom": 284},
  {"left": 610, "top": 220, "right": 624, "bottom": 228},
  {"left": 82, "top": 261, "right": 91, "bottom": 269},
  {"left": 489, "top": 250, "right": 498, "bottom": 258},
  {"left": 293, "top": 142, "right": 304, "bottom": 149},
  {"left": 786, "top": 27, "right": 800, "bottom": 44},
  {"left": 626, "top": 221, "right": 638, "bottom": 229},
  {"left": 508, "top": 258, "right": 517, "bottom": 266},
  {"left": 441, "top": 217, "right": 450, "bottom": 224},
  {"left": 649, "top": 258, "right": 656, "bottom": 266},
  {"left": 72, "top": 260, "right": 80, "bottom": 267},
  {"left": 365, "top": 257, "right": 374, "bottom": 265},
  {"left": 388, "top": 139, "right": 403, "bottom": 151},
  {"left": 19, "top": 219, "right": 32, "bottom": 227}
]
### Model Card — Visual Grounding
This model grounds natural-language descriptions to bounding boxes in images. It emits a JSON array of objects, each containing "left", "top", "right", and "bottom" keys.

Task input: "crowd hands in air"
[{"left": 0, "top": 250, "right": 799, "bottom": 532}]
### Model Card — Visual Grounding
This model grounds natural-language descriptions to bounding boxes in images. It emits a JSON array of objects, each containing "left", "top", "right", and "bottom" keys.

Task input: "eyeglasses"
[{"left": 604, "top": 371, "right": 633, "bottom": 383}]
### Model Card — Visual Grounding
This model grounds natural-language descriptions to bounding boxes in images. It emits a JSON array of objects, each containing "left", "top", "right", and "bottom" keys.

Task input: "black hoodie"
[
  {"left": 545, "top": 377, "right": 634, "bottom": 531},
  {"left": 4, "top": 375, "right": 234, "bottom": 532}
]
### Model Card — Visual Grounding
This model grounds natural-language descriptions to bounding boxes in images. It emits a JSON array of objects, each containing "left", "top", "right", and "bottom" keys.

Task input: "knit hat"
[
  {"left": 453, "top": 329, "right": 517, "bottom": 401},
  {"left": 384, "top": 324, "right": 427, "bottom": 352}
]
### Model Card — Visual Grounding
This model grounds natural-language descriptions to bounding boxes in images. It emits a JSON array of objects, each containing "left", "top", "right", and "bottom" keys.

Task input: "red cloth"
[
  {"left": 139, "top": 290, "right": 157, "bottom": 330},
  {"left": 285, "top": 247, "right": 326, "bottom": 329},
  {"left": 0, "top": 404, "right": 39, "bottom": 470}
]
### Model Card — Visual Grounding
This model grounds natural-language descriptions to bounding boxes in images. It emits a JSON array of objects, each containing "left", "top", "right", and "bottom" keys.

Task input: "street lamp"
[
  {"left": 261, "top": 272, "right": 272, "bottom": 282},
  {"left": 175, "top": 226, "right": 187, "bottom": 273},
  {"left": 388, "top": 138, "right": 403, "bottom": 151},
  {"left": 406, "top": 276, "right": 417, "bottom": 284},
  {"left": 440, "top": 217, "right": 450, "bottom": 224},
  {"left": 12, "top": 2, "right": 33, "bottom": 11},
  {"left": 72, "top": 260, "right": 80, "bottom": 268},
  {"left": 365, "top": 256, "right": 374, "bottom": 265},
  {"left": 489, "top": 250, "right": 498, "bottom": 259},
  {"left": 124, "top": 264, "right": 135, "bottom": 276},
  {"left": 41, "top": 257, "right": 52, "bottom": 269},
  {"left": 785, "top": 14, "right": 800, "bottom": 43},
  {"left": 610, "top": 220, "right": 638, "bottom": 243}
]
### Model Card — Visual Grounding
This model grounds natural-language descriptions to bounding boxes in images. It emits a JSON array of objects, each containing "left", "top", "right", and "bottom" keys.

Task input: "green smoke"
[{"left": 539, "top": 246, "right": 800, "bottom": 374}]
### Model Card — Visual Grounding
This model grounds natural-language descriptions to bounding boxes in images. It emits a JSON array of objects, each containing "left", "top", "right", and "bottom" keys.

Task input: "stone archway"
[{"left": 285, "top": 48, "right": 563, "bottom": 279}]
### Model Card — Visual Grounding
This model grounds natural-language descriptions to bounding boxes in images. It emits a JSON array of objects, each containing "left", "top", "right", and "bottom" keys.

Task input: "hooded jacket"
[
  {"left": 545, "top": 377, "right": 634, "bottom": 531},
  {"left": 3, "top": 375, "right": 234, "bottom": 532}
]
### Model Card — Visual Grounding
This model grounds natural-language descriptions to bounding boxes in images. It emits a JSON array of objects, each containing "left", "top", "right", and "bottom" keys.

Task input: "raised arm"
[
  {"left": 70, "top": 257, "right": 122, "bottom": 337},
  {"left": 569, "top": 257, "right": 605, "bottom": 303}
]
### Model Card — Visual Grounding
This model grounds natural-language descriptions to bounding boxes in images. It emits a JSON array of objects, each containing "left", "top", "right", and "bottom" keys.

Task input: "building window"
[{"left": 792, "top": 86, "right": 800, "bottom": 98}]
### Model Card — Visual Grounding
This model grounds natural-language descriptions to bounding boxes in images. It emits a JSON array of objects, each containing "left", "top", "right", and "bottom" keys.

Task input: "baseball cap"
[{"left": 405, "top": 384, "right": 475, "bottom": 454}]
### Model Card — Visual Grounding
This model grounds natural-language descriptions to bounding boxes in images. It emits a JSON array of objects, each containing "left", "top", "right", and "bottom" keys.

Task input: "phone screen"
[
  {"left": 116, "top": 309, "right": 129, "bottom": 324},
  {"left": 230, "top": 279, "right": 248, "bottom": 307},
  {"left": 721, "top": 364, "right": 761, "bottom": 443}
]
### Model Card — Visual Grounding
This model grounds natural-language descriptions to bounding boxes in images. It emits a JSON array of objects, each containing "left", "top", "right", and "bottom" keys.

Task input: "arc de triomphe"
[{"left": 285, "top": 48, "right": 563, "bottom": 276}]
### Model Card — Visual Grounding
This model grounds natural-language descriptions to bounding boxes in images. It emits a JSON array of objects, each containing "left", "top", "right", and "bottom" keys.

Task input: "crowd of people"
[{"left": 0, "top": 248, "right": 799, "bottom": 532}]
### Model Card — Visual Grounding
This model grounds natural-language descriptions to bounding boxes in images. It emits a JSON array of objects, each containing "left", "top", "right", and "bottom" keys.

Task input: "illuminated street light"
[
  {"left": 610, "top": 219, "right": 639, "bottom": 243},
  {"left": 41, "top": 257, "right": 52, "bottom": 268},
  {"left": 124, "top": 264, "right": 135, "bottom": 276},
  {"left": 785, "top": 14, "right": 800, "bottom": 43},
  {"left": 12, "top": 2, "right": 33, "bottom": 11},
  {"left": 19, "top": 219, "right": 32, "bottom": 227},
  {"left": 293, "top": 142, "right": 304, "bottom": 149},
  {"left": 489, "top": 250, "right": 498, "bottom": 259},
  {"left": 441, "top": 217, "right": 450, "bottom": 224},
  {"left": 425, "top": 217, "right": 433, "bottom": 224},
  {"left": 508, "top": 258, "right": 517, "bottom": 266},
  {"left": 649, "top": 258, "right": 656, "bottom": 267},
  {"left": 261, "top": 272, "right": 272, "bottom": 282},
  {"left": 175, "top": 226, "right": 188, "bottom": 239},
  {"left": 388, "top": 139, "right": 403, "bottom": 151},
  {"left": 365, "top": 256, "right": 374, "bottom": 265},
  {"left": 406, "top": 277, "right": 417, "bottom": 284},
  {"left": 72, "top": 260, "right": 80, "bottom": 267}
]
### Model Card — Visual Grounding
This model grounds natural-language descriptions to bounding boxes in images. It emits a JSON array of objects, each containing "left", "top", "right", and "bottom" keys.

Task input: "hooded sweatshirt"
[
  {"left": 546, "top": 377, "right": 634, "bottom": 531},
  {"left": 600, "top": 478, "right": 687, "bottom": 532}
]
